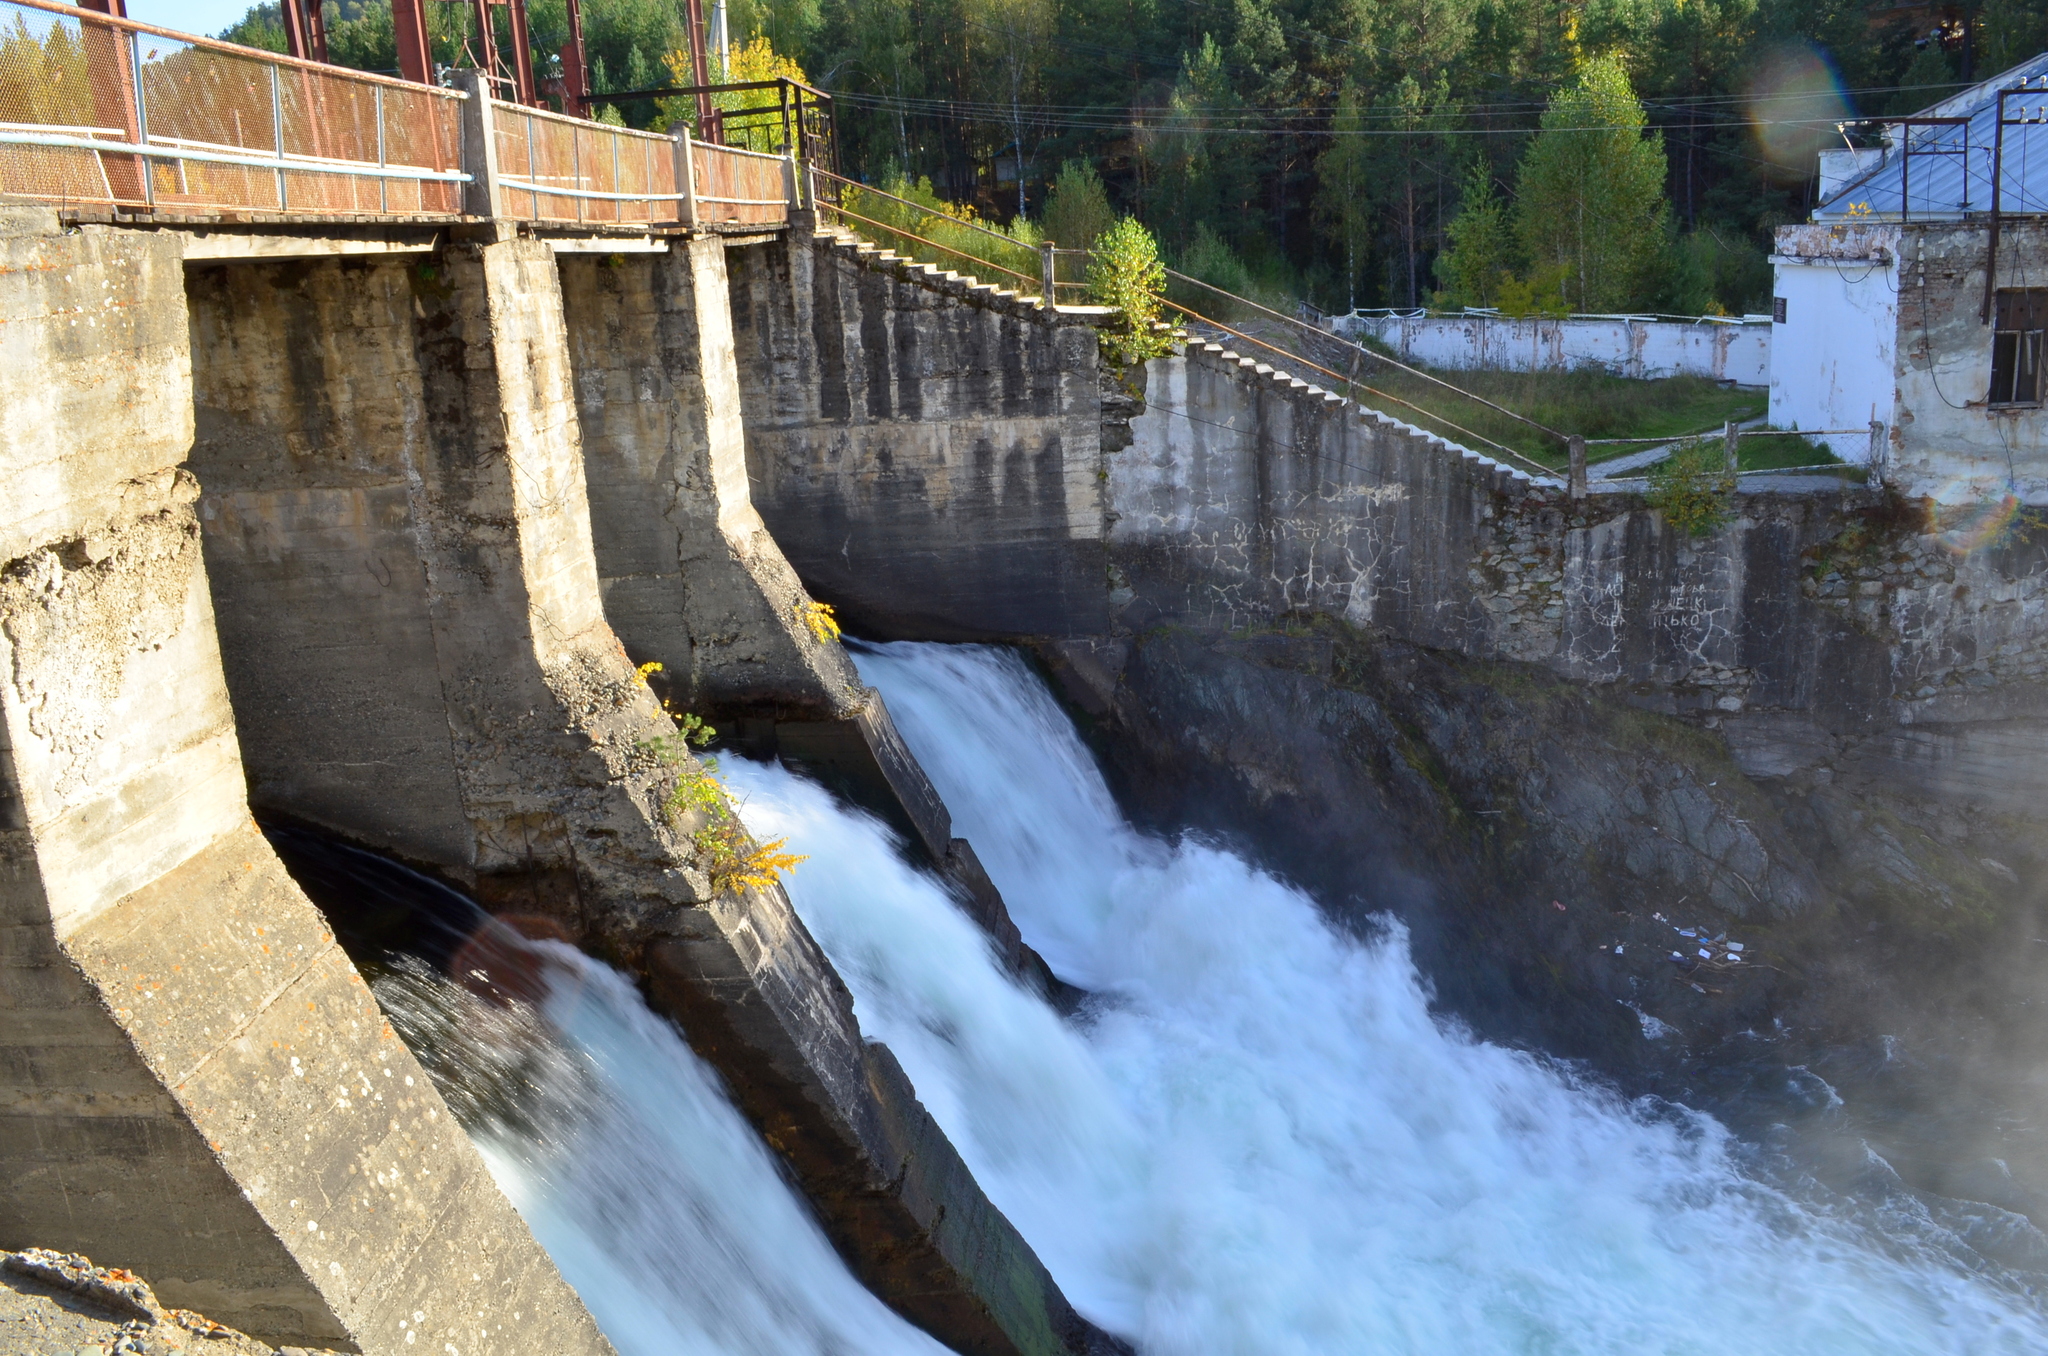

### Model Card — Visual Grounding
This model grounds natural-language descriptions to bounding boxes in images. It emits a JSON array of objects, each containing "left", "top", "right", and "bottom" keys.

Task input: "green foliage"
[
  {"left": 1434, "top": 161, "right": 1516, "bottom": 309},
  {"left": 658, "top": 35, "right": 808, "bottom": 143},
  {"left": 1353, "top": 368, "right": 1757, "bottom": 468},
  {"left": 1041, "top": 160, "right": 1115, "bottom": 252},
  {"left": 1170, "top": 222, "right": 1256, "bottom": 320},
  {"left": 1088, "top": 216, "right": 1172, "bottom": 367},
  {"left": 1646, "top": 438, "right": 1737, "bottom": 537},
  {"left": 838, "top": 171, "right": 1042, "bottom": 288},
  {"left": 1515, "top": 54, "right": 1670, "bottom": 314},
  {"left": 636, "top": 695, "right": 808, "bottom": 897}
]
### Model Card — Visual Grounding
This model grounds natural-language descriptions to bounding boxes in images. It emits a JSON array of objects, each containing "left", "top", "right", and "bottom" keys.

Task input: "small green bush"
[
  {"left": 1088, "top": 216, "right": 1173, "bottom": 367},
  {"left": 1646, "top": 438, "right": 1736, "bottom": 537}
]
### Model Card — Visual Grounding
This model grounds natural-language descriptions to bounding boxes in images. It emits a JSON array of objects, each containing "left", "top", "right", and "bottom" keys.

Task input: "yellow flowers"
[
  {"left": 635, "top": 683, "right": 806, "bottom": 898},
  {"left": 799, "top": 600, "right": 842, "bottom": 644},
  {"left": 693, "top": 820, "right": 809, "bottom": 897}
]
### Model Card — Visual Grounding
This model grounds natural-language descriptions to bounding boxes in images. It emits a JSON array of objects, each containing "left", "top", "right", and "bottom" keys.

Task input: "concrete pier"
[
  {"left": 0, "top": 207, "right": 610, "bottom": 1356},
  {"left": 186, "top": 227, "right": 1101, "bottom": 1356}
]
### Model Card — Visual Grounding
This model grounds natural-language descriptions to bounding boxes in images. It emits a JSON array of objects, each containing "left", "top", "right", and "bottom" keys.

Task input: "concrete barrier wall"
[
  {"left": 730, "top": 224, "right": 1113, "bottom": 641},
  {"left": 1334, "top": 313, "right": 1770, "bottom": 385},
  {"left": 0, "top": 209, "right": 612, "bottom": 1356},
  {"left": 1111, "top": 343, "right": 1556, "bottom": 658},
  {"left": 1108, "top": 337, "right": 2048, "bottom": 817}
]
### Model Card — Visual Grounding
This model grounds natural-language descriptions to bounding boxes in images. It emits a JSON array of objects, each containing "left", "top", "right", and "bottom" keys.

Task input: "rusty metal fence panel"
[
  {"left": 0, "top": 0, "right": 464, "bottom": 216},
  {"left": 491, "top": 100, "right": 680, "bottom": 225},
  {"left": 693, "top": 141, "right": 786, "bottom": 225}
]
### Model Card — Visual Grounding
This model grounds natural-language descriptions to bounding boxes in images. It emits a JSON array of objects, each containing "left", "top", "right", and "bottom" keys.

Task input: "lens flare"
[
  {"left": 1933, "top": 491, "right": 2022, "bottom": 553},
  {"left": 1748, "top": 43, "right": 1853, "bottom": 182}
]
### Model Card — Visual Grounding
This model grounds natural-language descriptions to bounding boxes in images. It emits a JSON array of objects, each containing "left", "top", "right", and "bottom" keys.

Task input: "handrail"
[
  {"left": 824, "top": 203, "right": 1040, "bottom": 292},
  {"left": 587, "top": 76, "right": 837, "bottom": 105},
  {"left": 0, "top": 0, "right": 466, "bottom": 96},
  {"left": 1158, "top": 295, "right": 1563, "bottom": 481},
  {"left": 0, "top": 131, "right": 467, "bottom": 183},
  {"left": 1164, "top": 267, "right": 1571, "bottom": 447},
  {"left": 813, "top": 166, "right": 1040, "bottom": 254},
  {"left": 696, "top": 141, "right": 791, "bottom": 163},
  {"left": 500, "top": 99, "right": 676, "bottom": 140}
]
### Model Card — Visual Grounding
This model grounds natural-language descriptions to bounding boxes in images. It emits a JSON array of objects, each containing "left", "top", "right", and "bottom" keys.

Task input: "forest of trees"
[{"left": 216, "top": 1, "right": 2048, "bottom": 316}]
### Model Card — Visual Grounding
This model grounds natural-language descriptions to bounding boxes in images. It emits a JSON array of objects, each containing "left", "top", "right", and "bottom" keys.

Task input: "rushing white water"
[
  {"left": 717, "top": 641, "right": 2048, "bottom": 1356},
  {"left": 379, "top": 951, "right": 951, "bottom": 1356}
]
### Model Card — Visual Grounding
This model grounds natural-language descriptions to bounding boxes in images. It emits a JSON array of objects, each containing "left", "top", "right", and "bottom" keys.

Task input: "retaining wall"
[
  {"left": 729, "top": 224, "right": 1113, "bottom": 640},
  {"left": 1336, "top": 312, "right": 1770, "bottom": 385}
]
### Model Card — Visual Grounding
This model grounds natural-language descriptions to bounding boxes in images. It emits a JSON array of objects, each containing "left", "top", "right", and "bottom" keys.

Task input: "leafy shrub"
[
  {"left": 633, "top": 663, "right": 807, "bottom": 896},
  {"left": 1646, "top": 438, "right": 1736, "bottom": 537},
  {"left": 1088, "top": 216, "right": 1173, "bottom": 367}
]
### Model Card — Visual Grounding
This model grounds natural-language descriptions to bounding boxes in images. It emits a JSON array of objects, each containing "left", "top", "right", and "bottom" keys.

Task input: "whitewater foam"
[{"left": 716, "top": 641, "right": 2048, "bottom": 1355}]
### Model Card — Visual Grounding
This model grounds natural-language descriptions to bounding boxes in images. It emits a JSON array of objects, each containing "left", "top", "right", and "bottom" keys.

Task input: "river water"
[{"left": 386, "top": 640, "right": 2048, "bottom": 1355}]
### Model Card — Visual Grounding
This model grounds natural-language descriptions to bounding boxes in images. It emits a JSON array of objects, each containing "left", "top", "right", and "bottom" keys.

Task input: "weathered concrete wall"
[
  {"left": 1772, "top": 219, "right": 2048, "bottom": 500},
  {"left": 1111, "top": 336, "right": 2048, "bottom": 815},
  {"left": 1111, "top": 343, "right": 1555, "bottom": 656},
  {"left": 187, "top": 233, "right": 1103, "bottom": 1356},
  {"left": 560, "top": 238, "right": 864, "bottom": 720},
  {"left": 1767, "top": 223, "right": 1900, "bottom": 467},
  {"left": 556, "top": 239, "right": 1051, "bottom": 985},
  {"left": 1337, "top": 312, "right": 1770, "bottom": 384},
  {"left": 730, "top": 227, "right": 1111, "bottom": 640},
  {"left": 0, "top": 208, "right": 610, "bottom": 1355}
]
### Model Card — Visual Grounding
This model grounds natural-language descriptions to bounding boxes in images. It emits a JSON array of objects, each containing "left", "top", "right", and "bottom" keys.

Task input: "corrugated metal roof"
[{"left": 1814, "top": 51, "right": 2048, "bottom": 220}]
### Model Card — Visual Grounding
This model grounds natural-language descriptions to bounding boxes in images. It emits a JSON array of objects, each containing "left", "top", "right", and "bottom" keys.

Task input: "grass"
[{"left": 1349, "top": 364, "right": 1763, "bottom": 469}]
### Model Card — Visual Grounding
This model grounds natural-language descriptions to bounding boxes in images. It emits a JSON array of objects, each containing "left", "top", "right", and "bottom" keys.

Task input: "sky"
[{"left": 128, "top": 1, "right": 255, "bottom": 40}]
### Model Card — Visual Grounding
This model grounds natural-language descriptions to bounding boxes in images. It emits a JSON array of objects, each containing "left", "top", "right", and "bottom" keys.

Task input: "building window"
[{"left": 1990, "top": 289, "right": 2048, "bottom": 406}]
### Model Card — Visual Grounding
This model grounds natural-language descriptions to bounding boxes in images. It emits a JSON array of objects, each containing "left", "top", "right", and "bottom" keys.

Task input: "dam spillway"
[{"left": 2, "top": 29, "right": 2047, "bottom": 1349}]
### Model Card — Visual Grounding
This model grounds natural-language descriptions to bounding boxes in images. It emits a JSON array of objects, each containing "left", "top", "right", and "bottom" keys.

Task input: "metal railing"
[
  {"left": 690, "top": 139, "right": 789, "bottom": 226},
  {"left": 491, "top": 100, "right": 678, "bottom": 224},
  {"left": 0, "top": 0, "right": 466, "bottom": 215},
  {"left": 0, "top": 0, "right": 809, "bottom": 230}
]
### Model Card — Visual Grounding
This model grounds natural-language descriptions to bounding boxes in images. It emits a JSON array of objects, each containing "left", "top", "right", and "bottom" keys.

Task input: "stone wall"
[
  {"left": 729, "top": 225, "right": 1113, "bottom": 640},
  {"left": 0, "top": 208, "right": 611, "bottom": 1356},
  {"left": 1109, "top": 338, "right": 2048, "bottom": 818}
]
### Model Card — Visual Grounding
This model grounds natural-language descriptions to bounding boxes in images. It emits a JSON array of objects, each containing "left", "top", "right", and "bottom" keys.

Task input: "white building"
[{"left": 1772, "top": 52, "right": 2048, "bottom": 504}]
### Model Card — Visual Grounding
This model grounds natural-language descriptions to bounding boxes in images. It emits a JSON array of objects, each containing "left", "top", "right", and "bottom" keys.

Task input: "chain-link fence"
[{"left": 0, "top": 0, "right": 465, "bottom": 215}]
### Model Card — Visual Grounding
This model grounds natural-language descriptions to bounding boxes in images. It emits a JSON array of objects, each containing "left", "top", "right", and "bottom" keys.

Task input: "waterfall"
[
  {"left": 372, "top": 949, "right": 950, "bottom": 1356},
  {"left": 711, "top": 641, "right": 2048, "bottom": 1356}
]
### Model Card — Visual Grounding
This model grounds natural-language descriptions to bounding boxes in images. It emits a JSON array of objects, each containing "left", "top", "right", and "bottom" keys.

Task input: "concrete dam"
[{"left": 7, "top": 36, "right": 2048, "bottom": 1356}]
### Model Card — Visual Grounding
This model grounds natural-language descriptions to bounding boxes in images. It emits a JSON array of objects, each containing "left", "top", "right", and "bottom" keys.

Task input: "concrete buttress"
[
  {"left": 0, "top": 206, "right": 613, "bottom": 1355},
  {"left": 556, "top": 238, "right": 1052, "bottom": 983},
  {"left": 188, "top": 230, "right": 1105, "bottom": 1356}
]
